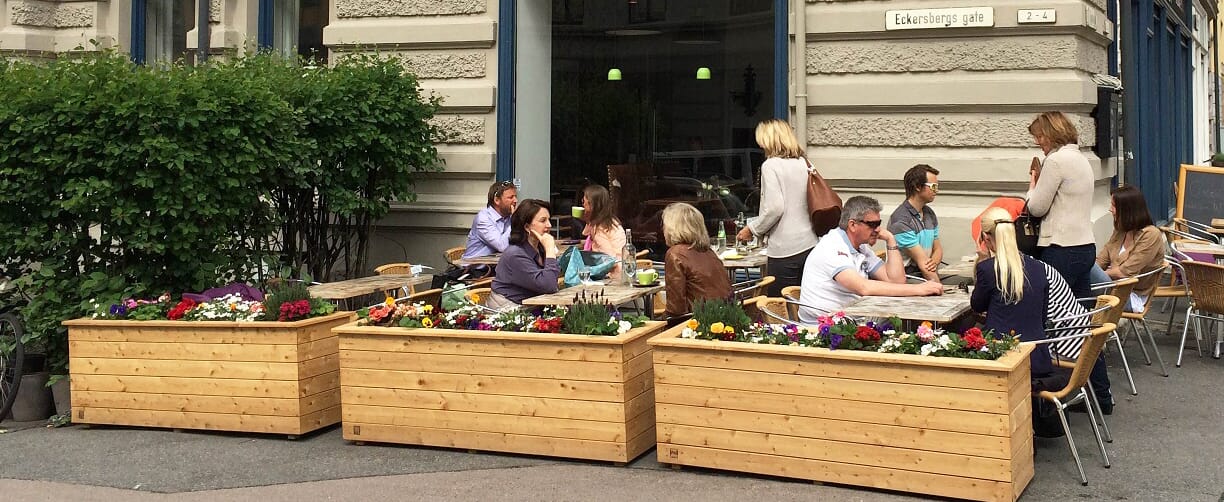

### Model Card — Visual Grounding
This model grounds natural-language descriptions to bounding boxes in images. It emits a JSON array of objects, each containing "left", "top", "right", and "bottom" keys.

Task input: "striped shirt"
[{"left": 1043, "top": 262, "right": 1089, "bottom": 361}]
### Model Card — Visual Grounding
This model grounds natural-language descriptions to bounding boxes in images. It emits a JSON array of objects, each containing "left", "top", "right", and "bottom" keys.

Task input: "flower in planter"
[{"left": 167, "top": 298, "right": 198, "bottom": 320}]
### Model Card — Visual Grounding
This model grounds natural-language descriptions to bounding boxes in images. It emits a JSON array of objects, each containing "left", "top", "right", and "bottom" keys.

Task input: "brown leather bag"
[{"left": 804, "top": 159, "right": 842, "bottom": 235}]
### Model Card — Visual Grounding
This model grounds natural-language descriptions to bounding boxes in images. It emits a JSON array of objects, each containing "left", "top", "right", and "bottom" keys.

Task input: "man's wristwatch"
[{"left": 887, "top": 245, "right": 900, "bottom": 251}]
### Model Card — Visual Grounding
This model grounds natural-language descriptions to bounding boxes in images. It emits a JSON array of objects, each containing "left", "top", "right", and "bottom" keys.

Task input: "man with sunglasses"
[
  {"left": 888, "top": 164, "right": 944, "bottom": 281},
  {"left": 461, "top": 181, "right": 518, "bottom": 263},
  {"left": 798, "top": 196, "right": 943, "bottom": 323}
]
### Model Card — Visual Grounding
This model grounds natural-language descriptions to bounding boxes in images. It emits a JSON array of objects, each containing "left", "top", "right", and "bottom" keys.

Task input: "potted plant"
[
  {"left": 334, "top": 295, "right": 661, "bottom": 463},
  {"left": 650, "top": 299, "right": 1033, "bottom": 502},
  {"left": 61, "top": 281, "right": 353, "bottom": 437}
]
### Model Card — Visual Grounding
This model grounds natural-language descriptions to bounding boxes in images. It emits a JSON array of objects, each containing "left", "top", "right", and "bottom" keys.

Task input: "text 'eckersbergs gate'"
[{"left": 885, "top": 7, "right": 995, "bottom": 30}]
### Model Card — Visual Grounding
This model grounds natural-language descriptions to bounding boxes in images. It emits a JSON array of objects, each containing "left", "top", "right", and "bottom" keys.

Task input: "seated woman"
[
  {"left": 490, "top": 199, "right": 560, "bottom": 307},
  {"left": 662, "top": 203, "right": 731, "bottom": 319},
  {"left": 1091, "top": 185, "right": 1167, "bottom": 312},
  {"left": 581, "top": 184, "right": 627, "bottom": 277}
]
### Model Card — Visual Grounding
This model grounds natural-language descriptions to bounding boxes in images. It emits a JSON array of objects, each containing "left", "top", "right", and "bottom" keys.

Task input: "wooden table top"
[
  {"left": 522, "top": 281, "right": 666, "bottom": 307},
  {"left": 843, "top": 291, "right": 972, "bottom": 323},
  {"left": 720, "top": 250, "right": 768, "bottom": 269},
  {"left": 939, "top": 256, "right": 978, "bottom": 279},
  {"left": 1174, "top": 241, "right": 1224, "bottom": 255},
  {"left": 308, "top": 274, "right": 433, "bottom": 300},
  {"left": 1211, "top": 218, "right": 1223, "bottom": 228}
]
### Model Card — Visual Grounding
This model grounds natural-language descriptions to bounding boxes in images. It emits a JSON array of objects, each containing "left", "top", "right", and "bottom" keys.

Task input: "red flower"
[
  {"left": 167, "top": 298, "right": 197, "bottom": 320},
  {"left": 279, "top": 299, "right": 311, "bottom": 321},
  {"left": 533, "top": 317, "right": 562, "bottom": 333},
  {"left": 963, "top": 332, "right": 988, "bottom": 350},
  {"left": 854, "top": 326, "right": 881, "bottom": 343}
]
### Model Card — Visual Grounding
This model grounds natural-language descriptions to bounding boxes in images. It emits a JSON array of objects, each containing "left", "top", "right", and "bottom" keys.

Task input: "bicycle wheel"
[{"left": 0, "top": 313, "right": 24, "bottom": 422}]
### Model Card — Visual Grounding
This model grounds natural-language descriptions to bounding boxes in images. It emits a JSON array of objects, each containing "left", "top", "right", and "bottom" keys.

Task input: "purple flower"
[
  {"left": 829, "top": 334, "right": 843, "bottom": 350},
  {"left": 819, "top": 325, "right": 829, "bottom": 335},
  {"left": 879, "top": 321, "right": 895, "bottom": 333},
  {"left": 611, "top": 310, "right": 623, "bottom": 321},
  {"left": 866, "top": 321, "right": 876, "bottom": 329},
  {"left": 109, "top": 304, "right": 127, "bottom": 316}
]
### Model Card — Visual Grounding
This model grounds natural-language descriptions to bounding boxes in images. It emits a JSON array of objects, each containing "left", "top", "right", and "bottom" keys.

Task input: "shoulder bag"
[
  {"left": 1015, "top": 202, "right": 1042, "bottom": 256},
  {"left": 804, "top": 158, "right": 842, "bottom": 235}
]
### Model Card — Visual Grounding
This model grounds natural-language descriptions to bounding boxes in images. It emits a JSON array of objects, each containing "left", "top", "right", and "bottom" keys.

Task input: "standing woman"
[
  {"left": 1025, "top": 111, "right": 1096, "bottom": 299},
  {"left": 581, "top": 184, "right": 627, "bottom": 277},
  {"left": 736, "top": 119, "right": 818, "bottom": 297},
  {"left": 490, "top": 199, "right": 560, "bottom": 308}
]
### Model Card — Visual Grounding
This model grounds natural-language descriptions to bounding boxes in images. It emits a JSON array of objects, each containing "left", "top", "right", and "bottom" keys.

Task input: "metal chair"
[
  {"left": 466, "top": 287, "right": 492, "bottom": 306},
  {"left": 374, "top": 262, "right": 416, "bottom": 296},
  {"left": 1028, "top": 319, "right": 1117, "bottom": 486},
  {"left": 732, "top": 275, "right": 775, "bottom": 302},
  {"left": 1152, "top": 257, "right": 1192, "bottom": 337},
  {"left": 756, "top": 297, "right": 793, "bottom": 324},
  {"left": 1114, "top": 267, "right": 1170, "bottom": 378},
  {"left": 1085, "top": 277, "right": 1141, "bottom": 395},
  {"left": 1172, "top": 218, "right": 1223, "bottom": 244},
  {"left": 1177, "top": 260, "right": 1224, "bottom": 365},
  {"left": 443, "top": 246, "right": 466, "bottom": 267},
  {"left": 780, "top": 285, "right": 801, "bottom": 320}
]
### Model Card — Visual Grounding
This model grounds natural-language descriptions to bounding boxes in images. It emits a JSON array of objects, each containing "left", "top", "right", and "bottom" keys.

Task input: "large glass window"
[
  {"left": 142, "top": 0, "right": 196, "bottom": 64},
  {"left": 263, "top": 0, "right": 329, "bottom": 63},
  {"left": 545, "top": 0, "right": 775, "bottom": 252}
]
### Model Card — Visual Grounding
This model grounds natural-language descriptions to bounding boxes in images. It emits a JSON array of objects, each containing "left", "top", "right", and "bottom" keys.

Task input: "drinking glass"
[{"left": 578, "top": 269, "right": 591, "bottom": 284}]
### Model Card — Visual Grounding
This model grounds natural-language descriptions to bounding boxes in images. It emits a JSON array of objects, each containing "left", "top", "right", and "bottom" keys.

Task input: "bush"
[{"left": 0, "top": 50, "right": 442, "bottom": 375}]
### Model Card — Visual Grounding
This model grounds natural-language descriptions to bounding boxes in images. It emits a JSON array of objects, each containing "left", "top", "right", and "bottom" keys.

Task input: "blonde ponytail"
[{"left": 980, "top": 207, "right": 1026, "bottom": 304}]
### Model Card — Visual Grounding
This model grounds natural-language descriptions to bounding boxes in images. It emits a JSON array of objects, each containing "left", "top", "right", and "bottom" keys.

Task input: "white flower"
[
  {"left": 804, "top": 333, "right": 817, "bottom": 341},
  {"left": 920, "top": 344, "right": 935, "bottom": 356},
  {"left": 935, "top": 334, "right": 952, "bottom": 349},
  {"left": 617, "top": 320, "right": 632, "bottom": 334},
  {"left": 681, "top": 327, "right": 696, "bottom": 338}
]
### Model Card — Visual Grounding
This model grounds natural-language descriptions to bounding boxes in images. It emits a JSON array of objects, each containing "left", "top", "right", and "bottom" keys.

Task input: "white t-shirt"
[{"left": 798, "top": 228, "right": 884, "bottom": 323}]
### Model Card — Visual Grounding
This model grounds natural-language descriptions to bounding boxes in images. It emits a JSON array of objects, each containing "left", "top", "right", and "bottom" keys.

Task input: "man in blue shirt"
[
  {"left": 462, "top": 180, "right": 518, "bottom": 261},
  {"left": 887, "top": 164, "right": 943, "bottom": 281}
]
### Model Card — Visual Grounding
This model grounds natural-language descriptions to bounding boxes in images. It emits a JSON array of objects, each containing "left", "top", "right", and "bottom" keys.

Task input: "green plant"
[{"left": 690, "top": 298, "right": 752, "bottom": 336}]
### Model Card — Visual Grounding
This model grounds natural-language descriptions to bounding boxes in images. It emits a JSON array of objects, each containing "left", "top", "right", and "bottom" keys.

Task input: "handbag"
[
  {"left": 1015, "top": 202, "right": 1042, "bottom": 256},
  {"left": 804, "top": 158, "right": 842, "bottom": 235},
  {"left": 557, "top": 247, "right": 618, "bottom": 288}
]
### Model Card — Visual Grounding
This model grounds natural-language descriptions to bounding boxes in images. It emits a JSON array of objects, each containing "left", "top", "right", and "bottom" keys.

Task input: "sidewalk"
[{"left": 2, "top": 318, "right": 1222, "bottom": 501}]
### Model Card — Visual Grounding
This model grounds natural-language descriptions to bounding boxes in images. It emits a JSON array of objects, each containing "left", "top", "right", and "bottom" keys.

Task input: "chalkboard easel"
[{"left": 1176, "top": 164, "right": 1224, "bottom": 224}]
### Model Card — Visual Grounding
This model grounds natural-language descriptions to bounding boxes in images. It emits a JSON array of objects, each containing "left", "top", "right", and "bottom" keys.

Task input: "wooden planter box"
[
  {"left": 333, "top": 321, "right": 664, "bottom": 463},
  {"left": 649, "top": 324, "right": 1036, "bottom": 502},
  {"left": 63, "top": 312, "right": 355, "bottom": 437}
]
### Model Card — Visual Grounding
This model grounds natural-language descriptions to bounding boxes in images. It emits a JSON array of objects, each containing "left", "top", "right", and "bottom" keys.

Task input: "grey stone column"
[{"left": 802, "top": 0, "right": 1115, "bottom": 259}]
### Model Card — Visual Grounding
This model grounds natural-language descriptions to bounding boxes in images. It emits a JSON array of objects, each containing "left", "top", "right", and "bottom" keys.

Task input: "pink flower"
[{"left": 917, "top": 324, "right": 935, "bottom": 343}]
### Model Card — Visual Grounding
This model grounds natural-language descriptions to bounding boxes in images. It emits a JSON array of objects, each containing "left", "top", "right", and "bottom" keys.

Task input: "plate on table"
[
  {"left": 720, "top": 252, "right": 745, "bottom": 260},
  {"left": 632, "top": 281, "right": 660, "bottom": 288}
]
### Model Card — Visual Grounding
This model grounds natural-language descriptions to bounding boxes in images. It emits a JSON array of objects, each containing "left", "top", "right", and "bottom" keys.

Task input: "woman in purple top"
[{"left": 491, "top": 199, "right": 560, "bottom": 305}]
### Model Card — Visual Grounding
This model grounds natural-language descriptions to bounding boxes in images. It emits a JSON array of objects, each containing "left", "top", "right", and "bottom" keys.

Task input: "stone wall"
[
  {"left": 0, "top": 0, "right": 114, "bottom": 56},
  {"left": 325, "top": 0, "right": 498, "bottom": 271},
  {"left": 802, "top": 0, "right": 1116, "bottom": 260}
]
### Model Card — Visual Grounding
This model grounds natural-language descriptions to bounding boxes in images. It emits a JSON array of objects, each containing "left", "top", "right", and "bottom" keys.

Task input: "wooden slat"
[
  {"left": 72, "top": 390, "right": 301, "bottom": 416},
  {"left": 69, "top": 327, "right": 299, "bottom": 345},
  {"left": 624, "top": 406, "right": 656, "bottom": 442},
  {"left": 623, "top": 387, "right": 655, "bottom": 426},
  {"left": 334, "top": 321, "right": 664, "bottom": 346},
  {"left": 75, "top": 407, "right": 303, "bottom": 433},
  {"left": 338, "top": 335, "right": 620, "bottom": 362},
  {"left": 620, "top": 335, "right": 652, "bottom": 363},
  {"left": 299, "top": 388, "right": 341, "bottom": 415},
  {"left": 653, "top": 347, "right": 1009, "bottom": 391},
  {"left": 299, "top": 353, "right": 341, "bottom": 379},
  {"left": 69, "top": 341, "right": 299, "bottom": 363},
  {"left": 299, "top": 336, "right": 339, "bottom": 361},
  {"left": 343, "top": 422, "right": 632, "bottom": 463},
  {"left": 70, "top": 357, "right": 298, "bottom": 380},
  {"left": 339, "top": 368, "right": 630, "bottom": 401},
  {"left": 657, "top": 443, "right": 1015, "bottom": 502},
  {"left": 653, "top": 383, "right": 1008, "bottom": 436},
  {"left": 659, "top": 423, "right": 1011, "bottom": 481},
  {"left": 1011, "top": 437, "right": 1035, "bottom": 501},
  {"left": 340, "top": 387, "right": 629, "bottom": 421},
  {"left": 622, "top": 349, "right": 653, "bottom": 382},
  {"left": 655, "top": 363, "right": 1009, "bottom": 414},
  {"left": 297, "top": 406, "right": 342, "bottom": 434},
  {"left": 1008, "top": 388, "right": 1034, "bottom": 437},
  {"left": 656, "top": 402, "right": 1010, "bottom": 459},
  {"left": 341, "top": 404, "right": 627, "bottom": 442},
  {"left": 298, "top": 371, "right": 341, "bottom": 398},
  {"left": 70, "top": 374, "right": 303, "bottom": 399},
  {"left": 624, "top": 425, "right": 657, "bottom": 463},
  {"left": 339, "top": 350, "right": 624, "bottom": 382}
]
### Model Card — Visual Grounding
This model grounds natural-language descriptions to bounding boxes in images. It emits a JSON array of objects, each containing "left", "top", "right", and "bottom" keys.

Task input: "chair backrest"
[
  {"left": 444, "top": 247, "right": 466, "bottom": 266},
  {"left": 636, "top": 259, "right": 654, "bottom": 272},
  {"left": 466, "top": 277, "right": 493, "bottom": 289},
  {"left": 741, "top": 295, "right": 764, "bottom": 320},
  {"left": 1182, "top": 260, "right": 1224, "bottom": 315},
  {"left": 734, "top": 275, "right": 775, "bottom": 301},
  {"left": 467, "top": 287, "right": 492, "bottom": 306},
  {"left": 1039, "top": 322, "right": 1116, "bottom": 401},
  {"left": 375, "top": 262, "right": 413, "bottom": 275},
  {"left": 780, "top": 285, "right": 801, "bottom": 319},
  {"left": 1100, "top": 277, "right": 1136, "bottom": 323},
  {"left": 757, "top": 297, "right": 792, "bottom": 323},
  {"left": 405, "top": 288, "right": 443, "bottom": 309}
]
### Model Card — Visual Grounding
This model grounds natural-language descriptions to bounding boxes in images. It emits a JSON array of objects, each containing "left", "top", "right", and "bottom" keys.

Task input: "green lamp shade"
[
  {"left": 696, "top": 67, "right": 711, "bottom": 80},
  {"left": 607, "top": 68, "right": 622, "bottom": 81}
]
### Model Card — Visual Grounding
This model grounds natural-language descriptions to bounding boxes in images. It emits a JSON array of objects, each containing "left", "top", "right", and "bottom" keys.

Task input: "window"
[
  {"left": 133, "top": 0, "right": 195, "bottom": 64},
  {"left": 260, "top": 0, "right": 329, "bottom": 63}
]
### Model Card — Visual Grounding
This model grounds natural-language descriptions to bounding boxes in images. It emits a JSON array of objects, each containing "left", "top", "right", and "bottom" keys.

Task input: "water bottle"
[
  {"left": 621, "top": 229, "right": 637, "bottom": 285},
  {"left": 716, "top": 224, "right": 727, "bottom": 254}
]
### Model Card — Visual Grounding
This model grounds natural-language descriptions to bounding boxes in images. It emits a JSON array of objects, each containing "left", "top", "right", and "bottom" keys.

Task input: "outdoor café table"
[
  {"left": 842, "top": 290, "right": 973, "bottom": 328},
  {"left": 522, "top": 281, "right": 665, "bottom": 318},
  {"left": 938, "top": 255, "right": 978, "bottom": 280},
  {"left": 1174, "top": 240, "right": 1224, "bottom": 264},
  {"left": 454, "top": 242, "right": 578, "bottom": 268},
  {"left": 720, "top": 249, "right": 769, "bottom": 282},
  {"left": 308, "top": 274, "right": 433, "bottom": 309}
]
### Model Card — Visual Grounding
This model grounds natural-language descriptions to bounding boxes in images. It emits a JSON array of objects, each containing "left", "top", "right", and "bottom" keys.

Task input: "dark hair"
[
  {"left": 486, "top": 180, "right": 516, "bottom": 207},
  {"left": 582, "top": 184, "right": 619, "bottom": 231},
  {"left": 903, "top": 164, "right": 940, "bottom": 197},
  {"left": 508, "top": 199, "right": 551, "bottom": 245},
  {"left": 1111, "top": 185, "right": 1153, "bottom": 233}
]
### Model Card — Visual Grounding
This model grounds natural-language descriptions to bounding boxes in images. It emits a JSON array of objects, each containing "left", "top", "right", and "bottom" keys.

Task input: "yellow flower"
[
  {"left": 920, "top": 321, "right": 932, "bottom": 329},
  {"left": 385, "top": 296, "right": 396, "bottom": 306},
  {"left": 710, "top": 322, "right": 725, "bottom": 334},
  {"left": 422, "top": 318, "right": 434, "bottom": 328},
  {"left": 686, "top": 319, "right": 699, "bottom": 330},
  {"left": 423, "top": 305, "right": 433, "bottom": 313},
  {"left": 725, "top": 327, "right": 734, "bottom": 334}
]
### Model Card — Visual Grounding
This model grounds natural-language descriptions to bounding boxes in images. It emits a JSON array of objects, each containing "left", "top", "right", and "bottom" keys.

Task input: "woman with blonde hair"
[
  {"left": 735, "top": 118, "right": 818, "bottom": 296},
  {"left": 1026, "top": 111, "right": 1095, "bottom": 299},
  {"left": 663, "top": 203, "right": 731, "bottom": 319}
]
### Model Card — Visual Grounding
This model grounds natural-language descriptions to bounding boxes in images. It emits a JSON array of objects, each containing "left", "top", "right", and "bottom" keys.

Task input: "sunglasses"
[
  {"left": 855, "top": 219, "right": 883, "bottom": 230},
  {"left": 924, "top": 182, "right": 939, "bottom": 191},
  {"left": 495, "top": 180, "right": 515, "bottom": 189}
]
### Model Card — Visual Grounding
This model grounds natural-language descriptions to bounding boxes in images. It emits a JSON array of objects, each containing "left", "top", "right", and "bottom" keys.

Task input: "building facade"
[{"left": 2, "top": 0, "right": 1210, "bottom": 270}]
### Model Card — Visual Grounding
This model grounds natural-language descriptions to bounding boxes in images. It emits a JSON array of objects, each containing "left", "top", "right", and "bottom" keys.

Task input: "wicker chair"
[
  {"left": 466, "top": 287, "right": 492, "bottom": 306},
  {"left": 733, "top": 275, "right": 774, "bottom": 302},
  {"left": 781, "top": 285, "right": 802, "bottom": 320},
  {"left": 1087, "top": 277, "right": 1141, "bottom": 395},
  {"left": 1115, "top": 268, "right": 1170, "bottom": 378},
  {"left": 756, "top": 297, "right": 792, "bottom": 324},
  {"left": 741, "top": 295, "right": 765, "bottom": 320},
  {"left": 374, "top": 262, "right": 416, "bottom": 296},
  {"left": 402, "top": 288, "right": 443, "bottom": 310},
  {"left": 1031, "top": 319, "right": 1118, "bottom": 486},
  {"left": 1177, "top": 260, "right": 1224, "bottom": 365},
  {"left": 444, "top": 247, "right": 466, "bottom": 266}
]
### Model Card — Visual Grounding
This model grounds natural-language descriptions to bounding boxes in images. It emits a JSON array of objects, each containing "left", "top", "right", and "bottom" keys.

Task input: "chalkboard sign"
[{"left": 1176, "top": 164, "right": 1224, "bottom": 224}]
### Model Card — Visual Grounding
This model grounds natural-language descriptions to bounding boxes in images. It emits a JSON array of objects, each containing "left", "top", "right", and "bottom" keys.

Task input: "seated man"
[
  {"left": 887, "top": 164, "right": 943, "bottom": 281},
  {"left": 798, "top": 196, "right": 943, "bottom": 323},
  {"left": 461, "top": 180, "right": 518, "bottom": 264}
]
